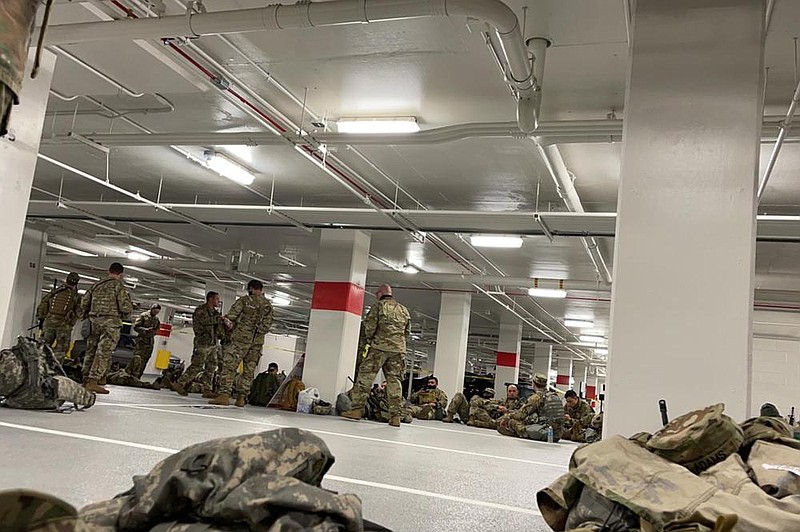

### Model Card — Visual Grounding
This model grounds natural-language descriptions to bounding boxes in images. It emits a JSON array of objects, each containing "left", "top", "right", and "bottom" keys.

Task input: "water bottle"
[{"left": 547, "top": 425, "right": 554, "bottom": 443}]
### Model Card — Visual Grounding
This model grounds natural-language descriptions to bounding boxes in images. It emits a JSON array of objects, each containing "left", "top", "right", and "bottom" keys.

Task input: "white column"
[
  {"left": 573, "top": 361, "right": 588, "bottom": 396},
  {"left": 605, "top": 0, "right": 764, "bottom": 436},
  {"left": 494, "top": 315, "right": 522, "bottom": 399},
  {"left": 0, "top": 51, "right": 55, "bottom": 344},
  {"left": 532, "top": 344, "right": 553, "bottom": 385},
  {"left": 433, "top": 292, "right": 471, "bottom": 401},
  {"left": 3, "top": 228, "right": 47, "bottom": 346},
  {"left": 304, "top": 229, "right": 370, "bottom": 401},
  {"left": 556, "top": 358, "right": 573, "bottom": 392}
]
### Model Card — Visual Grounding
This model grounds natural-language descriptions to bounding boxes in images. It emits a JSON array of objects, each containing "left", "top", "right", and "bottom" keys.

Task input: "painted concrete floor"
[{"left": 0, "top": 386, "right": 576, "bottom": 531}]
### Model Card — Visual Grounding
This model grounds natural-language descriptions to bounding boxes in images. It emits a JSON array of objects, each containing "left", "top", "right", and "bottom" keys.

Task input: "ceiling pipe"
[
  {"left": 40, "top": 0, "right": 541, "bottom": 132},
  {"left": 535, "top": 143, "right": 613, "bottom": 284},
  {"left": 757, "top": 77, "right": 800, "bottom": 201}
]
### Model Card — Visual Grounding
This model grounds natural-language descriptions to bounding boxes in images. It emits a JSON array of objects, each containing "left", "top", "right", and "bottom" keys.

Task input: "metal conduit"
[{"left": 757, "top": 78, "right": 800, "bottom": 201}]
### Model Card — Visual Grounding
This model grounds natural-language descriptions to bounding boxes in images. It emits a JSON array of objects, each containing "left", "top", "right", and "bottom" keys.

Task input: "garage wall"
[{"left": 751, "top": 310, "right": 800, "bottom": 418}]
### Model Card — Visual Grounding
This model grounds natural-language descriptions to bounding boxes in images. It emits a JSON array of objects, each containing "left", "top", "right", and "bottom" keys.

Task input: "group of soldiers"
[{"left": 35, "top": 264, "right": 274, "bottom": 407}]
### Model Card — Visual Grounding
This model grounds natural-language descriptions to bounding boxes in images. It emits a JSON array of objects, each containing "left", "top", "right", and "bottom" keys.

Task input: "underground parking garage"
[{"left": 2, "top": 0, "right": 800, "bottom": 530}]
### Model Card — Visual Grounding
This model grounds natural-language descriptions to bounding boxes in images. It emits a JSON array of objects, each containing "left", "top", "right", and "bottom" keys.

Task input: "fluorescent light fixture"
[
  {"left": 595, "top": 349, "right": 608, "bottom": 356},
  {"left": 529, "top": 288, "right": 567, "bottom": 298},
  {"left": 46, "top": 242, "right": 97, "bottom": 257},
  {"left": 126, "top": 277, "right": 139, "bottom": 283},
  {"left": 401, "top": 264, "right": 419, "bottom": 274},
  {"left": 127, "top": 251, "right": 151, "bottom": 262},
  {"left": 272, "top": 296, "right": 291, "bottom": 307},
  {"left": 580, "top": 335, "right": 606, "bottom": 344},
  {"left": 44, "top": 266, "right": 71, "bottom": 275},
  {"left": 565, "top": 319, "right": 594, "bottom": 328},
  {"left": 129, "top": 245, "right": 160, "bottom": 258},
  {"left": 336, "top": 117, "right": 420, "bottom": 134},
  {"left": 158, "top": 298, "right": 171, "bottom": 302},
  {"left": 205, "top": 151, "right": 256, "bottom": 186},
  {"left": 469, "top": 235, "right": 523, "bottom": 248},
  {"left": 78, "top": 289, "right": 87, "bottom": 295}
]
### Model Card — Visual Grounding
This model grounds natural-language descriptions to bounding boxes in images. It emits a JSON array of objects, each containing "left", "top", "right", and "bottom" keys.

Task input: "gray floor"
[{"left": 0, "top": 386, "right": 575, "bottom": 531}]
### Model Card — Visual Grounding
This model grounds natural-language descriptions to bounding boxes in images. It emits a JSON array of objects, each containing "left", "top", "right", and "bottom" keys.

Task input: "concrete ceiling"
[{"left": 26, "top": 0, "right": 800, "bottom": 373}]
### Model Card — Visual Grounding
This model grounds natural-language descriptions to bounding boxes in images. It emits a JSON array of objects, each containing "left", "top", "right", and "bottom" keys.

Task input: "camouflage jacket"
[
  {"left": 362, "top": 296, "right": 410, "bottom": 353},
  {"left": 503, "top": 396, "right": 524, "bottom": 411},
  {"left": 35, "top": 285, "right": 81, "bottom": 325},
  {"left": 193, "top": 304, "right": 223, "bottom": 347},
  {"left": 226, "top": 293, "right": 273, "bottom": 344},
  {"left": 80, "top": 277, "right": 133, "bottom": 325},
  {"left": 411, "top": 387, "right": 448, "bottom": 409},
  {"left": 509, "top": 390, "right": 544, "bottom": 423},
  {"left": 469, "top": 395, "right": 496, "bottom": 416},
  {"left": 0, "top": 0, "right": 39, "bottom": 96},
  {"left": 133, "top": 312, "right": 160, "bottom": 342},
  {"left": 565, "top": 399, "right": 595, "bottom": 427}
]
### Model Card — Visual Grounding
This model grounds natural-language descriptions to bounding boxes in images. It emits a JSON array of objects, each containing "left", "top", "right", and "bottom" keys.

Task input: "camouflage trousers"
[
  {"left": 177, "top": 344, "right": 219, "bottom": 391},
  {"left": 466, "top": 409, "right": 497, "bottom": 430},
  {"left": 0, "top": 83, "right": 14, "bottom": 137},
  {"left": 497, "top": 417, "right": 558, "bottom": 442},
  {"left": 446, "top": 392, "right": 470, "bottom": 421},
  {"left": 562, "top": 422, "right": 587, "bottom": 442},
  {"left": 218, "top": 340, "right": 263, "bottom": 397},
  {"left": 350, "top": 348, "right": 404, "bottom": 417},
  {"left": 83, "top": 318, "right": 121, "bottom": 382},
  {"left": 126, "top": 339, "right": 154, "bottom": 379},
  {"left": 53, "top": 375, "right": 96, "bottom": 408},
  {"left": 41, "top": 318, "right": 74, "bottom": 361},
  {"left": 411, "top": 404, "right": 445, "bottom": 420}
]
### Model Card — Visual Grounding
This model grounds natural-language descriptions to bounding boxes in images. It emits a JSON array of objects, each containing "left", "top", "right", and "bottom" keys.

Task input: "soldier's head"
[
  {"left": 565, "top": 389, "right": 579, "bottom": 407},
  {"left": 426, "top": 376, "right": 438, "bottom": 389},
  {"left": 66, "top": 272, "right": 80, "bottom": 286},
  {"left": 206, "top": 291, "right": 220, "bottom": 309},
  {"left": 506, "top": 384, "right": 519, "bottom": 399},
  {"left": 375, "top": 284, "right": 393, "bottom": 300},
  {"left": 247, "top": 279, "right": 263, "bottom": 296},
  {"left": 380, "top": 380, "right": 387, "bottom": 391},
  {"left": 150, "top": 303, "right": 161, "bottom": 316},
  {"left": 267, "top": 362, "right": 278, "bottom": 373},
  {"left": 108, "top": 262, "right": 124, "bottom": 279},
  {"left": 482, "top": 387, "right": 495, "bottom": 399},
  {"left": 532, "top": 373, "right": 548, "bottom": 391}
]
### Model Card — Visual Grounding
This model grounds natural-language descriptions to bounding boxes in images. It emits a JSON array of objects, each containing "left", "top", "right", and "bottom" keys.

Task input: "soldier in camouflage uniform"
[
  {"left": 340, "top": 284, "right": 411, "bottom": 427},
  {"left": 409, "top": 376, "right": 449, "bottom": 420},
  {"left": 0, "top": 337, "right": 95, "bottom": 410},
  {"left": 79, "top": 262, "right": 132, "bottom": 395},
  {"left": 497, "top": 372, "right": 564, "bottom": 442},
  {"left": 443, "top": 383, "right": 521, "bottom": 426},
  {"left": 174, "top": 291, "right": 224, "bottom": 398},
  {"left": 125, "top": 303, "right": 161, "bottom": 379},
  {"left": 209, "top": 280, "right": 273, "bottom": 407},
  {"left": 35, "top": 272, "right": 81, "bottom": 361},
  {"left": 0, "top": 0, "right": 41, "bottom": 136},
  {"left": 364, "top": 381, "right": 413, "bottom": 424},
  {"left": 562, "top": 389, "right": 596, "bottom": 442},
  {"left": 503, "top": 384, "right": 523, "bottom": 411}
]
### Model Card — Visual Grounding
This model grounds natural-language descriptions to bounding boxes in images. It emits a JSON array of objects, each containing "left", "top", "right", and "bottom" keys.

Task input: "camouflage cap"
[
  {"left": 66, "top": 272, "right": 80, "bottom": 285},
  {"left": 533, "top": 373, "right": 548, "bottom": 387},
  {"left": 646, "top": 403, "right": 743, "bottom": 474},
  {"left": 0, "top": 489, "right": 77, "bottom": 531},
  {"left": 760, "top": 403, "right": 781, "bottom": 417},
  {"left": 482, "top": 387, "right": 495, "bottom": 398}
]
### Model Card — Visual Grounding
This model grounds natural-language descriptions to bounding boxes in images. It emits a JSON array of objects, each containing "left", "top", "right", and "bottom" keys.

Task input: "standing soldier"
[
  {"left": 36, "top": 272, "right": 81, "bottom": 361},
  {"left": 174, "top": 291, "right": 223, "bottom": 398},
  {"left": 125, "top": 304, "right": 161, "bottom": 379},
  {"left": 209, "top": 280, "right": 273, "bottom": 407},
  {"left": 79, "top": 262, "right": 132, "bottom": 394},
  {"left": 340, "top": 284, "right": 411, "bottom": 427}
]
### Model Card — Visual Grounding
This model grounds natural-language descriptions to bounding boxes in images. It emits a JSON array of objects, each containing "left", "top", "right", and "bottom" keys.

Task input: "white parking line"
[
  {"left": 106, "top": 404, "right": 568, "bottom": 470},
  {"left": 0, "top": 420, "right": 539, "bottom": 516}
]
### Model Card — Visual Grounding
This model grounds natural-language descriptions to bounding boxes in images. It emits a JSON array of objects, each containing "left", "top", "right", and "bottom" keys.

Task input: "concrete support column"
[
  {"left": 556, "top": 358, "right": 573, "bottom": 391},
  {"left": 3, "top": 228, "right": 47, "bottom": 347},
  {"left": 573, "top": 361, "right": 588, "bottom": 396},
  {"left": 304, "top": 229, "right": 370, "bottom": 401},
  {"left": 605, "top": 0, "right": 764, "bottom": 436},
  {"left": 532, "top": 344, "right": 553, "bottom": 385},
  {"left": 0, "top": 51, "right": 55, "bottom": 344},
  {"left": 494, "top": 315, "right": 522, "bottom": 398},
  {"left": 433, "top": 292, "right": 471, "bottom": 401}
]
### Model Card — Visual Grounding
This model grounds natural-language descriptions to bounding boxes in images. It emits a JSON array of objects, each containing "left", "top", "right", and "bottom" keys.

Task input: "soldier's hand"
[
  {"left": 564, "top": 414, "right": 571, "bottom": 421},
  {"left": 498, "top": 406, "right": 508, "bottom": 414}
]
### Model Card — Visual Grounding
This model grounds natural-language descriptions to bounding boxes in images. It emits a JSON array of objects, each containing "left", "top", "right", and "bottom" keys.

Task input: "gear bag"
[
  {"left": 47, "top": 287, "right": 75, "bottom": 317},
  {"left": 541, "top": 390, "right": 565, "bottom": 433}
]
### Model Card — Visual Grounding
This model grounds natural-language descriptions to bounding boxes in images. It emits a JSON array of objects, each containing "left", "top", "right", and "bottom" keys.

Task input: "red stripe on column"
[
  {"left": 495, "top": 351, "right": 518, "bottom": 367},
  {"left": 311, "top": 281, "right": 364, "bottom": 316},
  {"left": 556, "top": 375, "right": 570, "bottom": 385},
  {"left": 586, "top": 385, "right": 597, "bottom": 399}
]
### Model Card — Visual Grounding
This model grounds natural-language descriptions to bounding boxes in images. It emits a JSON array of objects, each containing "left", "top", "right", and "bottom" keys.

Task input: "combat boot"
[
  {"left": 339, "top": 408, "right": 363, "bottom": 420},
  {"left": 389, "top": 416, "right": 401, "bottom": 427},
  {"left": 208, "top": 393, "right": 231, "bottom": 406},
  {"left": 442, "top": 414, "right": 454, "bottom": 423},
  {"left": 234, "top": 394, "right": 246, "bottom": 408},
  {"left": 172, "top": 382, "right": 188, "bottom": 396},
  {"left": 84, "top": 380, "right": 110, "bottom": 395},
  {"left": 202, "top": 389, "right": 216, "bottom": 399}
]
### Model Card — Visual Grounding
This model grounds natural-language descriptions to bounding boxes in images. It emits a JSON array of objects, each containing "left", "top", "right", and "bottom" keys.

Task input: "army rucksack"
[
  {"left": 541, "top": 390, "right": 565, "bottom": 431},
  {"left": 47, "top": 286, "right": 76, "bottom": 317}
]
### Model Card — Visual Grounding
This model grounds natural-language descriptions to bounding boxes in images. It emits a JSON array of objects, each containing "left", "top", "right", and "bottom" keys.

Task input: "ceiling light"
[
  {"left": 580, "top": 335, "right": 606, "bottom": 344},
  {"left": 158, "top": 298, "right": 171, "bottom": 302},
  {"left": 126, "top": 277, "right": 139, "bottom": 283},
  {"left": 128, "top": 245, "right": 161, "bottom": 258},
  {"left": 469, "top": 235, "right": 523, "bottom": 248},
  {"left": 595, "top": 349, "right": 608, "bottom": 356},
  {"left": 272, "top": 296, "right": 291, "bottom": 306},
  {"left": 401, "top": 264, "right": 420, "bottom": 274},
  {"left": 565, "top": 319, "right": 594, "bottom": 328},
  {"left": 193, "top": 150, "right": 255, "bottom": 186},
  {"left": 43, "top": 266, "right": 71, "bottom": 275},
  {"left": 529, "top": 288, "right": 567, "bottom": 298},
  {"left": 336, "top": 117, "right": 420, "bottom": 134},
  {"left": 46, "top": 242, "right": 97, "bottom": 257},
  {"left": 127, "top": 251, "right": 151, "bottom": 262}
]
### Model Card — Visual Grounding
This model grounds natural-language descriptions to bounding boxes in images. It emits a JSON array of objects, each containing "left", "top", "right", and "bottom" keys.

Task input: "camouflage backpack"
[
  {"left": 541, "top": 390, "right": 565, "bottom": 432},
  {"left": 646, "top": 403, "right": 743, "bottom": 473},
  {"left": 311, "top": 399, "right": 333, "bottom": 416},
  {"left": 47, "top": 287, "right": 76, "bottom": 318}
]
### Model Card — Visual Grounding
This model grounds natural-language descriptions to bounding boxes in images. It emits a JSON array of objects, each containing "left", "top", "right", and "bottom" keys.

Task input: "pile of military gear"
[
  {"left": 538, "top": 403, "right": 800, "bottom": 531},
  {"left": 311, "top": 399, "right": 333, "bottom": 416},
  {"left": 0, "top": 428, "right": 392, "bottom": 531},
  {"left": 105, "top": 369, "right": 162, "bottom": 390},
  {"left": 0, "top": 337, "right": 95, "bottom": 411}
]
